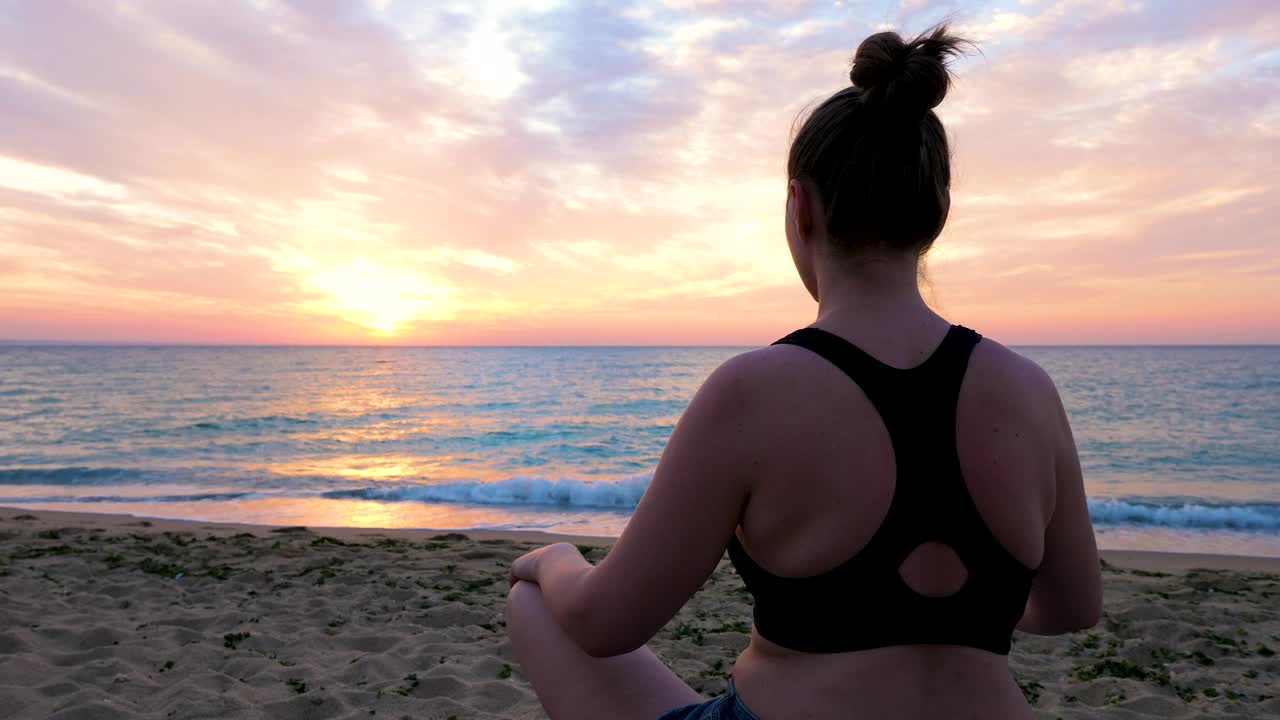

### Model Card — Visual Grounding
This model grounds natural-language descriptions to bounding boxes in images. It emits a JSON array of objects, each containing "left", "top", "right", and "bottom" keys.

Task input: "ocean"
[{"left": 1, "top": 345, "right": 1277, "bottom": 556}]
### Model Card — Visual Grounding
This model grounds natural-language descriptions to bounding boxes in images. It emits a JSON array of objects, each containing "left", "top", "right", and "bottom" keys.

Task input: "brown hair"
[{"left": 787, "top": 24, "right": 972, "bottom": 256}]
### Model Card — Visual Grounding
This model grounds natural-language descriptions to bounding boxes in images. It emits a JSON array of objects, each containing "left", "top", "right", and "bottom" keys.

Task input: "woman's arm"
[
  {"left": 510, "top": 352, "right": 766, "bottom": 657},
  {"left": 509, "top": 541, "right": 592, "bottom": 600},
  {"left": 1016, "top": 376, "right": 1103, "bottom": 635}
]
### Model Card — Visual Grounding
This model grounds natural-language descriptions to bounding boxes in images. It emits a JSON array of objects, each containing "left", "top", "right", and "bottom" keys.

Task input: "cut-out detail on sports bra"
[
  {"left": 728, "top": 325, "right": 1037, "bottom": 655},
  {"left": 898, "top": 541, "right": 968, "bottom": 598}
]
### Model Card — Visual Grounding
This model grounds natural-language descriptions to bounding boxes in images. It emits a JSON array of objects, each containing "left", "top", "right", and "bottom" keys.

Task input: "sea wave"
[
  {"left": 0, "top": 467, "right": 156, "bottom": 485},
  {"left": 182, "top": 414, "right": 320, "bottom": 432},
  {"left": 327, "top": 481, "right": 1280, "bottom": 531},
  {"left": 3, "top": 466, "right": 1278, "bottom": 533},
  {"left": 1087, "top": 498, "right": 1280, "bottom": 531},
  {"left": 322, "top": 475, "right": 649, "bottom": 510},
  {"left": 0, "top": 491, "right": 256, "bottom": 504}
]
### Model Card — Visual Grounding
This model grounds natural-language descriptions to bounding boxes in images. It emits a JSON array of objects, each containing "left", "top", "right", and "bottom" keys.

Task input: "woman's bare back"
[{"left": 726, "top": 318, "right": 1085, "bottom": 719}]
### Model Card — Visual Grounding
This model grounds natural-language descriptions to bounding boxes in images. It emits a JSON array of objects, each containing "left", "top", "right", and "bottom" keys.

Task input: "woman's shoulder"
[
  {"left": 705, "top": 333, "right": 1065, "bottom": 425},
  {"left": 968, "top": 336, "right": 1060, "bottom": 397},
  {"left": 702, "top": 343, "right": 842, "bottom": 399},
  {"left": 966, "top": 335, "right": 1070, "bottom": 434},
  {"left": 683, "top": 345, "right": 841, "bottom": 435}
]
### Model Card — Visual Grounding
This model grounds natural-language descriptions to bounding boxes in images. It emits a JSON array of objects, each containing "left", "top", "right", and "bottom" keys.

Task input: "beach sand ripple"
[{"left": 1, "top": 511, "right": 1277, "bottom": 719}]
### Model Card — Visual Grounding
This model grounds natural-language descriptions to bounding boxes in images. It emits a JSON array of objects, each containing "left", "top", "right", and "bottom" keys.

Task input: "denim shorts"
[{"left": 657, "top": 679, "right": 761, "bottom": 720}]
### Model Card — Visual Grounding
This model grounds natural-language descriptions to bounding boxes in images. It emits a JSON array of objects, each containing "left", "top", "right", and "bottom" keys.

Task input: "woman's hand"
[{"left": 508, "top": 542, "right": 585, "bottom": 587}]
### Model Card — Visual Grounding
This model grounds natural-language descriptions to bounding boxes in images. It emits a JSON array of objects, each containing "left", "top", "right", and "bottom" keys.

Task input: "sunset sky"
[{"left": 1, "top": 0, "right": 1276, "bottom": 345}]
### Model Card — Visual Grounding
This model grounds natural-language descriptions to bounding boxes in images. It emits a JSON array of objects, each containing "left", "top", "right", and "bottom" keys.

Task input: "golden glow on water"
[
  {"left": 13, "top": 497, "right": 628, "bottom": 534},
  {"left": 258, "top": 455, "right": 494, "bottom": 484},
  {"left": 258, "top": 497, "right": 431, "bottom": 528},
  {"left": 261, "top": 456, "right": 418, "bottom": 481}
]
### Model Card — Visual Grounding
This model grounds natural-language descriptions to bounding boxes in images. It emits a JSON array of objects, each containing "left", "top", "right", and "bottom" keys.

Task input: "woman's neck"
[{"left": 813, "top": 253, "right": 934, "bottom": 327}]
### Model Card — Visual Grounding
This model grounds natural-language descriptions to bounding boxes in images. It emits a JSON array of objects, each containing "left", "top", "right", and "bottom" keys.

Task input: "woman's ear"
[
  {"left": 788, "top": 179, "right": 814, "bottom": 241},
  {"left": 786, "top": 178, "right": 821, "bottom": 303}
]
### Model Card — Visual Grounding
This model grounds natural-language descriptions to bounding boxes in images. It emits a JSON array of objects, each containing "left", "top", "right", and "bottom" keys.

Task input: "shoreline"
[{"left": 5, "top": 505, "right": 1279, "bottom": 573}]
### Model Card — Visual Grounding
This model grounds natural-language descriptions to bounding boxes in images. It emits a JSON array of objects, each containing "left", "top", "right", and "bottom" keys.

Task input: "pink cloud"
[{"left": 0, "top": 0, "right": 1276, "bottom": 344}]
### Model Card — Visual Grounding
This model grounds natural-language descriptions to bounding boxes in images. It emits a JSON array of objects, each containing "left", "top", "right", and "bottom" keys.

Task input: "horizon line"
[{"left": 3, "top": 340, "right": 1278, "bottom": 349}]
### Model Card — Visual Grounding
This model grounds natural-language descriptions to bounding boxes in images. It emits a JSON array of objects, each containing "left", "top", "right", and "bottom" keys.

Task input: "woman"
[{"left": 506, "top": 24, "right": 1102, "bottom": 720}]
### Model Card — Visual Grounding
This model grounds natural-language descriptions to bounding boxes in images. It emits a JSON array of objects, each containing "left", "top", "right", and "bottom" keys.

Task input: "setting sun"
[{"left": 308, "top": 258, "right": 455, "bottom": 335}]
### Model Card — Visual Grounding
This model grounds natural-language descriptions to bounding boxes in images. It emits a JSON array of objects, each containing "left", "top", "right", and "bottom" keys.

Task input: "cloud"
[{"left": 0, "top": 0, "right": 1276, "bottom": 344}]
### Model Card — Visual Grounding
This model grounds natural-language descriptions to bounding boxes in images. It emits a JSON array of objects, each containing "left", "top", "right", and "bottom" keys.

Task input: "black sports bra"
[{"left": 728, "top": 325, "right": 1037, "bottom": 655}]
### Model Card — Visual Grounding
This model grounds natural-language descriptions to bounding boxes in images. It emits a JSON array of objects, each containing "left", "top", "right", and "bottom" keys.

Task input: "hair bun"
[{"left": 849, "top": 24, "right": 969, "bottom": 116}]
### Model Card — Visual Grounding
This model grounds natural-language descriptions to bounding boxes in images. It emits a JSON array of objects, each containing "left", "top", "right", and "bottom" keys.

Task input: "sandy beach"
[{"left": 1, "top": 508, "right": 1276, "bottom": 720}]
